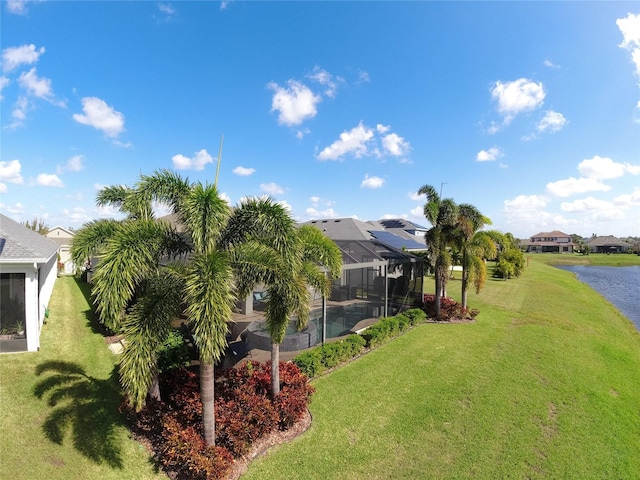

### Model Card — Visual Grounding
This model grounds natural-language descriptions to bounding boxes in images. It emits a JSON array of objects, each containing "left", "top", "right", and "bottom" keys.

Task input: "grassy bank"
[
  {"left": 0, "top": 277, "right": 166, "bottom": 480},
  {"left": 530, "top": 252, "right": 640, "bottom": 266},
  {"left": 243, "top": 256, "right": 640, "bottom": 479}
]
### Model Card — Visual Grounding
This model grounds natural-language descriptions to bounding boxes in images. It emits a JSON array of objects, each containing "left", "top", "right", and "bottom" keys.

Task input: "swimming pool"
[{"left": 245, "top": 302, "right": 385, "bottom": 351}]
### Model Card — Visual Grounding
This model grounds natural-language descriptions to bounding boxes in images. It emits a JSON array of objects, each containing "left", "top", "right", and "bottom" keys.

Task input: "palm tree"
[
  {"left": 418, "top": 184, "right": 458, "bottom": 318},
  {"left": 454, "top": 204, "right": 493, "bottom": 309},
  {"left": 459, "top": 230, "right": 497, "bottom": 308},
  {"left": 231, "top": 206, "right": 343, "bottom": 398},
  {"left": 70, "top": 170, "right": 292, "bottom": 446}
]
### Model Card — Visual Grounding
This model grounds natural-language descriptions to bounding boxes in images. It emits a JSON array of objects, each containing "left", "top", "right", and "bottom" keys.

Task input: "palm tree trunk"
[
  {"left": 149, "top": 371, "right": 161, "bottom": 402},
  {"left": 434, "top": 262, "right": 442, "bottom": 318},
  {"left": 461, "top": 251, "right": 468, "bottom": 310},
  {"left": 271, "top": 341, "right": 280, "bottom": 398},
  {"left": 200, "top": 360, "right": 215, "bottom": 446}
]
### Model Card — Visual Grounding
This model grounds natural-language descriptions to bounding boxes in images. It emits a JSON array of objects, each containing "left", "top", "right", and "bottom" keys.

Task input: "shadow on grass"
[
  {"left": 33, "top": 360, "right": 125, "bottom": 469},
  {"left": 72, "top": 276, "right": 119, "bottom": 339}
]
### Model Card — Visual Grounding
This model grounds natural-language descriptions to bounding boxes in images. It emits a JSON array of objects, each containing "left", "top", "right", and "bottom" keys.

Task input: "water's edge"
[{"left": 555, "top": 265, "right": 640, "bottom": 331}]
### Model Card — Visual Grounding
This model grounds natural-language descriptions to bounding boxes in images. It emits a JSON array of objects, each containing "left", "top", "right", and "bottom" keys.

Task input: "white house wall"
[{"left": 2, "top": 254, "right": 57, "bottom": 352}]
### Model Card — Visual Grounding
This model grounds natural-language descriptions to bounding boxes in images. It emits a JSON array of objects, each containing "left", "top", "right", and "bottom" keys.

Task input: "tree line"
[{"left": 417, "top": 184, "right": 525, "bottom": 318}]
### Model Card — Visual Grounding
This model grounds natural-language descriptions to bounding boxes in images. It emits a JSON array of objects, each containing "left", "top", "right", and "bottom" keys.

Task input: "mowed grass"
[
  {"left": 244, "top": 256, "right": 640, "bottom": 479},
  {"left": 0, "top": 277, "right": 166, "bottom": 480}
]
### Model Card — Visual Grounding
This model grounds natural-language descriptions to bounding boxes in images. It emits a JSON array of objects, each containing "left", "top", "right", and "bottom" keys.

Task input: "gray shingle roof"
[
  {"left": 586, "top": 235, "right": 633, "bottom": 248},
  {"left": 0, "top": 214, "right": 59, "bottom": 263}
]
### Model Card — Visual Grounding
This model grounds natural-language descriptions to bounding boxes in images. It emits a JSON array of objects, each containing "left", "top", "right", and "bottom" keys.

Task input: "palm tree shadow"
[{"left": 33, "top": 360, "right": 125, "bottom": 469}]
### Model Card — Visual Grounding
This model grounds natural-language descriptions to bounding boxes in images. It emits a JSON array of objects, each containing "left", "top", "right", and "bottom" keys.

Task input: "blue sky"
[{"left": 1, "top": 1, "right": 639, "bottom": 238}]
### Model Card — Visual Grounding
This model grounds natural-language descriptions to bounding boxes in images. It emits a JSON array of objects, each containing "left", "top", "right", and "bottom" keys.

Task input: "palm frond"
[
  {"left": 298, "top": 224, "right": 343, "bottom": 279},
  {"left": 184, "top": 251, "right": 235, "bottom": 364},
  {"left": 91, "top": 219, "right": 175, "bottom": 331},
  {"left": 118, "top": 273, "right": 184, "bottom": 410},
  {"left": 70, "top": 219, "right": 121, "bottom": 268},
  {"left": 180, "top": 183, "right": 230, "bottom": 255}
]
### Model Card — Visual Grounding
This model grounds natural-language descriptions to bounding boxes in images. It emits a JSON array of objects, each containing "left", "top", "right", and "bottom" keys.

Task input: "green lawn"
[
  {"left": 0, "top": 277, "right": 167, "bottom": 480},
  {"left": 243, "top": 255, "right": 640, "bottom": 479}
]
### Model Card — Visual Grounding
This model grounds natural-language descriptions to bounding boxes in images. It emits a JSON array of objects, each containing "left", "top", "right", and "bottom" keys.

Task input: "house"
[
  {"left": 0, "top": 214, "right": 59, "bottom": 353},
  {"left": 46, "top": 226, "right": 76, "bottom": 274},
  {"left": 586, "top": 235, "right": 633, "bottom": 254},
  {"left": 303, "top": 217, "right": 426, "bottom": 311},
  {"left": 521, "top": 230, "right": 574, "bottom": 253}
]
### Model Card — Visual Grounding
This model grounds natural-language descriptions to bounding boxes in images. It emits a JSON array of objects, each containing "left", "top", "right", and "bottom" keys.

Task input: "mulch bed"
[{"left": 225, "top": 409, "right": 312, "bottom": 480}]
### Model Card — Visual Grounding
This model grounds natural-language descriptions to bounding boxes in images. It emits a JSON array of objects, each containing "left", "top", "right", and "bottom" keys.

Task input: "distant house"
[
  {"left": 46, "top": 226, "right": 76, "bottom": 274},
  {"left": 587, "top": 235, "right": 633, "bottom": 254},
  {"left": 521, "top": 230, "right": 574, "bottom": 253},
  {"left": 0, "top": 214, "right": 59, "bottom": 353}
]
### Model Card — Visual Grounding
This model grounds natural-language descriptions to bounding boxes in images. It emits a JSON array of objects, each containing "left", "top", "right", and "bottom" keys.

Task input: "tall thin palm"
[
  {"left": 234, "top": 206, "right": 342, "bottom": 398},
  {"left": 455, "top": 203, "right": 492, "bottom": 309},
  {"left": 418, "top": 184, "right": 458, "bottom": 318}
]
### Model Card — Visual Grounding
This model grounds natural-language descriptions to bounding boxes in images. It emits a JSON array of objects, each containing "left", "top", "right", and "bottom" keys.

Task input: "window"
[{"left": 1, "top": 273, "right": 26, "bottom": 332}]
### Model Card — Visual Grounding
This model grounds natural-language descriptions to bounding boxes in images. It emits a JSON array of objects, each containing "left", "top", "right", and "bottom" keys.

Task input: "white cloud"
[
  {"left": 57, "top": 154, "right": 84, "bottom": 174},
  {"left": 36, "top": 173, "right": 64, "bottom": 187},
  {"left": 308, "top": 66, "right": 343, "bottom": 98},
  {"left": 18, "top": 68, "right": 53, "bottom": 99},
  {"left": 544, "top": 59, "right": 560, "bottom": 69},
  {"left": 617, "top": 13, "right": 640, "bottom": 49},
  {"left": 476, "top": 146, "right": 503, "bottom": 162},
  {"left": 560, "top": 196, "right": 615, "bottom": 213},
  {"left": 546, "top": 176, "right": 610, "bottom": 197},
  {"left": 2, "top": 44, "right": 44, "bottom": 72},
  {"left": 172, "top": 149, "right": 213, "bottom": 170},
  {"left": 0, "top": 202, "right": 25, "bottom": 215},
  {"left": 617, "top": 13, "right": 640, "bottom": 82},
  {"left": 6, "top": 0, "right": 30, "bottom": 15},
  {"left": 0, "top": 184, "right": 6, "bottom": 194},
  {"left": 381, "top": 132, "right": 410, "bottom": 157},
  {"left": 408, "top": 191, "right": 425, "bottom": 201},
  {"left": 73, "top": 97, "right": 125, "bottom": 137},
  {"left": 295, "top": 128, "right": 310, "bottom": 140},
  {"left": 0, "top": 76, "right": 9, "bottom": 100},
  {"left": 356, "top": 70, "right": 370, "bottom": 85},
  {"left": 317, "top": 122, "right": 374, "bottom": 161},
  {"left": 233, "top": 166, "right": 255, "bottom": 176},
  {"left": 577, "top": 155, "right": 626, "bottom": 179},
  {"left": 491, "top": 78, "right": 545, "bottom": 124},
  {"left": 410, "top": 205, "right": 423, "bottom": 218},
  {"left": 0, "top": 160, "right": 24, "bottom": 184},
  {"left": 305, "top": 206, "right": 337, "bottom": 218},
  {"left": 268, "top": 79, "right": 321, "bottom": 126},
  {"left": 158, "top": 3, "right": 175, "bottom": 15},
  {"left": 504, "top": 194, "right": 548, "bottom": 212},
  {"left": 361, "top": 174, "right": 384, "bottom": 189},
  {"left": 537, "top": 110, "right": 567, "bottom": 133},
  {"left": 260, "top": 182, "right": 284, "bottom": 195},
  {"left": 614, "top": 189, "right": 640, "bottom": 206},
  {"left": 376, "top": 124, "right": 390, "bottom": 134}
]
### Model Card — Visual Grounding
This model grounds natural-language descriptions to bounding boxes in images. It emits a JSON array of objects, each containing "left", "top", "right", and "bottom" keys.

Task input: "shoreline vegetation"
[{"left": 1, "top": 253, "right": 639, "bottom": 479}]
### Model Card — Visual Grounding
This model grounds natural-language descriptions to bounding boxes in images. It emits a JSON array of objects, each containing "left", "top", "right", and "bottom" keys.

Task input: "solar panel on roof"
[{"left": 368, "top": 230, "right": 426, "bottom": 251}]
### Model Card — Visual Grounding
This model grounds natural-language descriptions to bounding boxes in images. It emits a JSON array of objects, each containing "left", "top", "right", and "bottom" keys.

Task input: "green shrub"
[
  {"left": 403, "top": 308, "right": 427, "bottom": 325},
  {"left": 294, "top": 350, "right": 325, "bottom": 378},
  {"left": 157, "top": 329, "right": 191, "bottom": 373}
]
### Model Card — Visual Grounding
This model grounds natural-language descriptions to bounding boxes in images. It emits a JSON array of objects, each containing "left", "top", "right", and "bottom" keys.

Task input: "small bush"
[
  {"left": 403, "top": 308, "right": 427, "bottom": 325},
  {"left": 157, "top": 329, "right": 192, "bottom": 373},
  {"left": 421, "top": 295, "right": 474, "bottom": 321},
  {"left": 293, "top": 350, "right": 325, "bottom": 378},
  {"left": 161, "top": 416, "right": 233, "bottom": 480}
]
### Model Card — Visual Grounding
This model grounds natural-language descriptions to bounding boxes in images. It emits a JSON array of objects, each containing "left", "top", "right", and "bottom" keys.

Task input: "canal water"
[{"left": 556, "top": 265, "right": 640, "bottom": 330}]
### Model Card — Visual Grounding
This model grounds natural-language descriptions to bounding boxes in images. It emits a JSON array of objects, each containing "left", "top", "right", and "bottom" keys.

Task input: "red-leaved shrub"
[
  {"left": 421, "top": 294, "right": 473, "bottom": 320},
  {"left": 125, "top": 361, "right": 314, "bottom": 479}
]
